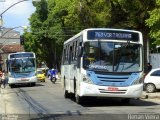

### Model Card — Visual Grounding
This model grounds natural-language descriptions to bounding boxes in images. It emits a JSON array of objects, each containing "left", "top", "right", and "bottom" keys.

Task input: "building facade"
[{"left": 0, "top": 27, "right": 24, "bottom": 71}]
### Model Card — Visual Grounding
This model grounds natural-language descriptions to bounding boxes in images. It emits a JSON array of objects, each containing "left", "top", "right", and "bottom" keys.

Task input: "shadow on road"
[
  {"left": 68, "top": 96, "right": 159, "bottom": 107},
  {"left": 10, "top": 83, "right": 45, "bottom": 88},
  {"left": 82, "top": 98, "right": 159, "bottom": 107}
]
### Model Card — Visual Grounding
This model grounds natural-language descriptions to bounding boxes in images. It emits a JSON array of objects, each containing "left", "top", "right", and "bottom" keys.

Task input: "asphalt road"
[{"left": 0, "top": 79, "right": 160, "bottom": 120}]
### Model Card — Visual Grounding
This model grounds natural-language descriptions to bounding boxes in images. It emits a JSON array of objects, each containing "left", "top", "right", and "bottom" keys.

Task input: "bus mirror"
[{"left": 78, "top": 46, "right": 83, "bottom": 57}]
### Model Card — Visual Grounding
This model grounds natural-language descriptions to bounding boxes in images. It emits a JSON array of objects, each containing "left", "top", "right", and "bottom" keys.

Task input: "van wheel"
[{"left": 146, "top": 83, "right": 156, "bottom": 93}]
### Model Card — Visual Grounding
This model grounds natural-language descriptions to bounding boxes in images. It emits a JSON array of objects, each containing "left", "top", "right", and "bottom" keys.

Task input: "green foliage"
[
  {"left": 109, "top": 0, "right": 155, "bottom": 31},
  {"left": 146, "top": 0, "right": 160, "bottom": 46},
  {"left": 24, "top": 0, "right": 49, "bottom": 66},
  {"left": 23, "top": 0, "right": 158, "bottom": 69}
]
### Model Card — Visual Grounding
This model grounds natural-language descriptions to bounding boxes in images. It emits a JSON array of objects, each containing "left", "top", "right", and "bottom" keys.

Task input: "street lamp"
[
  {"left": 0, "top": 0, "right": 40, "bottom": 16},
  {"left": 0, "top": 0, "right": 39, "bottom": 37},
  {"left": 0, "top": 0, "right": 40, "bottom": 27}
]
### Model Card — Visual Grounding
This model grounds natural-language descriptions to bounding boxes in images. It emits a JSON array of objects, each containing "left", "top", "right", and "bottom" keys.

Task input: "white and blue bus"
[
  {"left": 61, "top": 28, "right": 144, "bottom": 104},
  {"left": 7, "top": 52, "right": 37, "bottom": 88}
]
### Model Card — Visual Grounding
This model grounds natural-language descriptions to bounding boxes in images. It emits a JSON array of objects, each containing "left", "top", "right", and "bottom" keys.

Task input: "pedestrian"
[
  {"left": 1, "top": 70, "right": 6, "bottom": 88},
  {"left": 147, "top": 63, "right": 152, "bottom": 73},
  {"left": 0, "top": 68, "right": 3, "bottom": 87}
]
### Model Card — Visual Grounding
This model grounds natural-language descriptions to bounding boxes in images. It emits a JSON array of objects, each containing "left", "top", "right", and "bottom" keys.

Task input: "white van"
[{"left": 144, "top": 68, "right": 160, "bottom": 93}]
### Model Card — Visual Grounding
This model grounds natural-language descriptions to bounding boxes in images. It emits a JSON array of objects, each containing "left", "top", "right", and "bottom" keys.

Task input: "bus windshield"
[
  {"left": 83, "top": 41, "right": 142, "bottom": 72},
  {"left": 9, "top": 58, "right": 36, "bottom": 73}
]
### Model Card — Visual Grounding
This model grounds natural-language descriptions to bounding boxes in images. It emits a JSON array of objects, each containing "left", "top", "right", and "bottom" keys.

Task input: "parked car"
[
  {"left": 37, "top": 70, "right": 45, "bottom": 82},
  {"left": 144, "top": 68, "right": 160, "bottom": 93}
]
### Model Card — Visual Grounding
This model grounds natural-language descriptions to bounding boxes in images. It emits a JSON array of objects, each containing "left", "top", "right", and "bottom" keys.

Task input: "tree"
[
  {"left": 109, "top": 0, "right": 155, "bottom": 72},
  {"left": 23, "top": 0, "right": 156, "bottom": 72},
  {"left": 146, "top": 0, "right": 160, "bottom": 48},
  {"left": 24, "top": 0, "right": 53, "bottom": 67}
]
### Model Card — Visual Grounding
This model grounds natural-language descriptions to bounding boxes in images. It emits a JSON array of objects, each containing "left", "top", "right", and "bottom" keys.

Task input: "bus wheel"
[
  {"left": 32, "top": 83, "right": 36, "bottom": 86},
  {"left": 64, "top": 78, "right": 70, "bottom": 98},
  {"left": 9, "top": 84, "right": 15, "bottom": 88},
  {"left": 64, "top": 84, "right": 70, "bottom": 98},
  {"left": 64, "top": 89, "right": 70, "bottom": 98},
  {"left": 75, "top": 94, "right": 83, "bottom": 104}
]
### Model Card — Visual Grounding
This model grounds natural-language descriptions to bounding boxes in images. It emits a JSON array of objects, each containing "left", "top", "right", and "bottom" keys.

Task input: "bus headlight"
[
  {"left": 83, "top": 75, "right": 93, "bottom": 84},
  {"left": 8, "top": 73, "right": 14, "bottom": 78},
  {"left": 131, "top": 77, "right": 143, "bottom": 85}
]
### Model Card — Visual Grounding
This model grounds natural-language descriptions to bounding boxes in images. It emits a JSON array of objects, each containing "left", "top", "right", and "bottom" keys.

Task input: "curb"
[{"left": 140, "top": 93, "right": 160, "bottom": 99}]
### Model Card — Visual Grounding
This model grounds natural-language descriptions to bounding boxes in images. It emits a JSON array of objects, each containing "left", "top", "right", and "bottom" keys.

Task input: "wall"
[{"left": 149, "top": 53, "right": 160, "bottom": 69}]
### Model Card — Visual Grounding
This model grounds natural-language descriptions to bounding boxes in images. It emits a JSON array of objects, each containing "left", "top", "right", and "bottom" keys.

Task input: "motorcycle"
[
  {"left": 48, "top": 69, "right": 58, "bottom": 84},
  {"left": 49, "top": 74, "right": 57, "bottom": 84}
]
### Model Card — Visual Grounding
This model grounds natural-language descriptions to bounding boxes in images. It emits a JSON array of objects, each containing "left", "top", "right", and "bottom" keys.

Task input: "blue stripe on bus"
[
  {"left": 11, "top": 71, "right": 35, "bottom": 78},
  {"left": 86, "top": 71, "right": 140, "bottom": 87}
]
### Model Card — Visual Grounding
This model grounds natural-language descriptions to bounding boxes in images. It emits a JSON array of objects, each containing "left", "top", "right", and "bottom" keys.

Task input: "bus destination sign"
[
  {"left": 10, "top": 53, "right": 34, "bottom": 59},
  {"left": 87, "top": 30, "right": 139, "bottom": 41}
]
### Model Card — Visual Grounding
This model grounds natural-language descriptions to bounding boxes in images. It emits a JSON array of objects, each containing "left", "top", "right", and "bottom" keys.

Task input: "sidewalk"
[
  {"left": 141, "top": 91, "right": 160, "bottom": 99},
  {"left": 0, "top": 88, "right": 5, "bottom": 114}
]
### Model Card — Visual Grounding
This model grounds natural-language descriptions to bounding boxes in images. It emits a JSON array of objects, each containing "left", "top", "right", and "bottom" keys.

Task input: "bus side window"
[
  {"left": 71, "top": 45, "right": 74, "bottom": 63},
  {"left": 64, "top": 45, "right": 69, "bottom": 64},
  {"left": 69, "top": 46, "right": 73, "bottom": 64},
  {"left": 77, "top": 41, "right": 82, "bottom": 68},
  {"left": 74, "top": 41, "right": 78, "bottom": 61},
  {"left": 73, "top": 41, "right": 77, "bottom": 61},
  {"left": 62, "top": 48, "right": 66, "bottom": 65},
  {"left": 72, "top": 42, "right": 75, "bottom": 61}
]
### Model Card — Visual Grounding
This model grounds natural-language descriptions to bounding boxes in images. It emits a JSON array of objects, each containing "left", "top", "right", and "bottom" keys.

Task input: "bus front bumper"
[
  {"left": 79, "top": 82, "right": 143, "bottom": 98},
  {"left": 8, "top": 77, "right": 37, "bottom": 84}
]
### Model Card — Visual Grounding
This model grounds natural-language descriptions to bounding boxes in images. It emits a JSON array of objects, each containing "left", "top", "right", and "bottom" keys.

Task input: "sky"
[{"left": 0, "top": 0, "right": 36, "bottom": 32}]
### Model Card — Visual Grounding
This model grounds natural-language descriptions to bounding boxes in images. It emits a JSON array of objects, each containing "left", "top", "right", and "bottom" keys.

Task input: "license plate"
[
  {"left": 107, "top": 87, "right": 118, "bottom": 91},
  {"left": 21, "top": 78, "right": 28, "bottom": 81}
]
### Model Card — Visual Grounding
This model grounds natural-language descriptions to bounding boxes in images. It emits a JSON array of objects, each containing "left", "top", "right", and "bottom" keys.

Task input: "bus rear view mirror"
[{"left": 78, "top": 46, "right": 83, "bottom": 57}]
